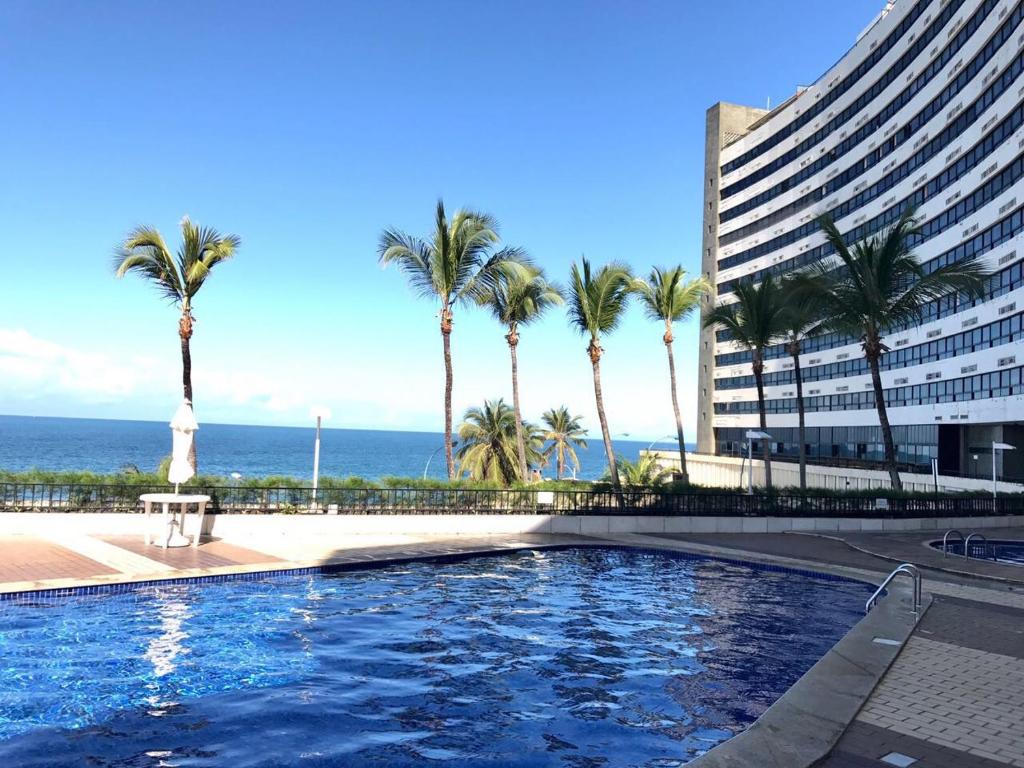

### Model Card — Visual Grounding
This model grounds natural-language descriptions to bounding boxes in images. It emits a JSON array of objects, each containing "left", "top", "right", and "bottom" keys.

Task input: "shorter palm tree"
[
  {"left": 456, "top": 399, "right": 543, "bottom": 485},
  {"left": 478, "top": 263, "right": 564, "bottom": 480},
  {"left": 812, "top": 209, "right": 989, "bottom": 490},
  {"left": 541, "top": 406, "right": 588, "bottom": 479},
  {"left": 632, "top": 266, "right": 710, "bottom": 484},
  {"left": 567, "top": 258, "right": 634, "bottom": 495},
  {"left": 702, "top": 274, "right": 787, "bottom": 490},
  {"left": 604, "top": 453, "right": 671, "bottom": 487}
]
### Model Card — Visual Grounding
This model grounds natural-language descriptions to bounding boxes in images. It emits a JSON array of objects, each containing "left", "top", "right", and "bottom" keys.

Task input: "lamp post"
[
  {"left": 992, "top": 441, "right": 1016, "bottom": 499},
  {"left": 644, "top": 433, "right": 677, "bottom": 453},
  {"left": 310, "top": 406, "right": 331, "bottom": 509},
  {"left": 424, "top": 441, "right": 457, "bottom": 480},
  {"left": 744, "top": 430, "right": 772, "bottom": 495}
]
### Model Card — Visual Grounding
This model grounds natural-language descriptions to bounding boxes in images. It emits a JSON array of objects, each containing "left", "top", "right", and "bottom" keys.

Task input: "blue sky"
[{"left": 0, "top": 0, "right": 883, "bottom": 439}]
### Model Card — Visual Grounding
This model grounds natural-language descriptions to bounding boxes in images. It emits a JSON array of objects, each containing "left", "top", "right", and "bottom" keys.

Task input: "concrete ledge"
[{"left": 2, "top": 512, "right": 1022, "bottom": 542}]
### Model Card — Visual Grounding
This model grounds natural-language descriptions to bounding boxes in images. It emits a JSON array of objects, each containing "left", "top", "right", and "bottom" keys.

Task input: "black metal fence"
[{"left": 1, "top": 482, "right": 1022, "bottom": 518}]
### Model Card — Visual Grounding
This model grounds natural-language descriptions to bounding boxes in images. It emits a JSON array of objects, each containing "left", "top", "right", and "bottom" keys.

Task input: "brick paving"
[
  {"left": 100, "top": 535, "right": 282, "bottom": 569},
  {"left": 0, "top": 535, "right": 116, "bottom": 582},
  {"left": 823, "top": 721, "right": 1011, "bottom": 768},
  {"left": 855, "top": 636, "right": 1024, "bottom": 766}
]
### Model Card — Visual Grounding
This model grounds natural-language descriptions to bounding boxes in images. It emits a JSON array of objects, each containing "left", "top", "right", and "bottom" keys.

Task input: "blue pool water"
[
  {"left": 930, "top": 538, "right": 1024, "bottom": 565},
  {"left": 0, "top": 548, "right": 869, "bottom": 767}
]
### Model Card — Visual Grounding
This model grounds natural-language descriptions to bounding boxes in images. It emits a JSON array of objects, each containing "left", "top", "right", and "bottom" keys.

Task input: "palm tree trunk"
[
  {"left": 507, "top": 325, "right": 528, "bottom": 482},
  {"left": 441, "top": 307, "right": 455, "bottom": 480},
  {"left": 557, "top": 445, "right": 564, "bottom": 480},
  {"left": 590, "top": 340, "right": 622, "bottom": 496},
  {"left": 179, "top": 306, "right": 197, "bottom": 473},
  {"left": 867, "top": 343, "right": 902, "bottom": 491},
  {"left": 752, "top": 350, "right": 772, "bottom": 491},
  {"left": 790, "top": 343, "right": 807, "bottom": 492},
  {"left": 664, "top": 324, "right": 688, "bottom": 484}
]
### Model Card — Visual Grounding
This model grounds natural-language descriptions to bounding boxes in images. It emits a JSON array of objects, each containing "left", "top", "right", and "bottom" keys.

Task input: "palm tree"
[
  {"left": 379, "top": 200, "right": 524, "bottom": 479},
  {"left": 778, "top": 276, "right": 826, "bottom": 491},
  {"left": 455, "top": 399, "right": 543, "bottom": 485},
  {"left": 567, "top": 258, "right": 633, "bottom": 494},
  {"left": 812, "top": 209, "right": 989, "bottom": 490},
  {"left": 114, "top": 216, "right": 240, "bottom": 472},
  {"left": 604, "top": 453, "right": 672, "bottom": 486},
  {"left": 632, "top": 266, "right": 710, "bottom": 484},
  {"left": 702, "top": 274, "right": 787, "bottom": 490},
  {"left": 541, "top": 406, "right": 588, "bottom": 479},
  {"left": 478, "top": 264, "right": 563, "bottom": 480}
]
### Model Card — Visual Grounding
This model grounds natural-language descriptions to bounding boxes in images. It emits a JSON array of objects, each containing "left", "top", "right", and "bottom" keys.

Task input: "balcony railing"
[{"left": 1, "top": 482, "right": 1021, "bottom": 517}]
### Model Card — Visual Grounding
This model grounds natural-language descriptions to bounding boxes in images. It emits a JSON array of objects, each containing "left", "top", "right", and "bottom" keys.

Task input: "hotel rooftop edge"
[{"left": 697, "top": 0, "right": 1024, "bottom": 481}]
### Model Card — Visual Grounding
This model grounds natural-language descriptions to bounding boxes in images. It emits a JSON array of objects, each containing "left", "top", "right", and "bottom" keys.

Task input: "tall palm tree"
[
  {"left": 702, "top": 274, "right": 787, "bottom": 490},
  {"left": 813, "top": 209, "right": 988, "bottom": 490},
  {"left": 541, "top": 406, "right": 588, "bottom": 479},
  {"left": 114, "top": 216, "right": 240, "bottom": 472},
  {"left": 567, "top": 258, "right": 633, "bottom": 494},
  {"left": 456, "top": 399, "right": 543, "bottom": 485},
  {"left": 478, "top": 264, "right": 563, "bottom": 479},
  {"left": 379, "top": 200, "right": 523, "bottom": 479},
  {"left": 778, "top": 276, "right": 826, "bottom": 491},
  {"left": 632, "top": 266, "right": 710, "bottom": 484}
]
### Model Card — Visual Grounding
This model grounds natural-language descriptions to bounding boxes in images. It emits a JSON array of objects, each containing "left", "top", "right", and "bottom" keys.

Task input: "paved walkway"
[
  {"left": 0, "top": 535, "right": 117, "bottom": 583},
  {"left": 827, "top": 528, "right": 1024, "bottom": 584}
]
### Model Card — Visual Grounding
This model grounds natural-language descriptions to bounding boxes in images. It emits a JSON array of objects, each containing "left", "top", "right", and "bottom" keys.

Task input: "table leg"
[
  {"left": 193, "top": 501, "right": 206, "bottom": 547},
  {"left": 162, "top": 502, "right": 171, "bottom": 548},
  {"left": 144, "top": 500, "right": 152, "bottom": 546}
]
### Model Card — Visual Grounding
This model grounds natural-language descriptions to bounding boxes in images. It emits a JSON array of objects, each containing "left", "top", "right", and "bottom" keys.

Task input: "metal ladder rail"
[
  {"left": 942, "top": 529, "right": 964, "bottom": 557},
  {"left": 866, "top": 563, "right": 922, "bottom": 615},
  {"left": 964, "top": 532, "right": 994, "bottom": 560}
]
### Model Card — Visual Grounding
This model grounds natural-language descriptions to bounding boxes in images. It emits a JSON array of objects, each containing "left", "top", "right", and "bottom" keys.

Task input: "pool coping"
[
  {"left": 796, "top": 529, "right": 1024, "bottom": 585},
  {"left": 0, "top": 533, "right": 920, "bottom": 768}
]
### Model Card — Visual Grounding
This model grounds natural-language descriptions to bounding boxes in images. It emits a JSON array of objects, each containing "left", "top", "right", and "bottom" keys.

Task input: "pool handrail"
[
  {"left": 866, "top": 563, "right": 921, "bottom": 615},
  {"left": 964, "top": 532, "right": 992, "bottom": 560},
  {"left": 942, "top": 529, "right": 964, "bottom": 557}
]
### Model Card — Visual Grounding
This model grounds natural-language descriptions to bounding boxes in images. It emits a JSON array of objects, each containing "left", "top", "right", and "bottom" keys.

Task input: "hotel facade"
[{"left": 698, "top": 0, "right": 1024, "bottom": 481}]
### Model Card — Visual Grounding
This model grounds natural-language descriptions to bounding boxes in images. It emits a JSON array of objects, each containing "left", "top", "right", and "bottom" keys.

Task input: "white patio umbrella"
[{"left": 168, "top": 400, "right": 198, "bottom": 493}]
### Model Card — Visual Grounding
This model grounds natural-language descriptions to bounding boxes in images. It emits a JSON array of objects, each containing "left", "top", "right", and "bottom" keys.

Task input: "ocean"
[{"left": 0, "top": 415, "right": 689, "bottom": 481}]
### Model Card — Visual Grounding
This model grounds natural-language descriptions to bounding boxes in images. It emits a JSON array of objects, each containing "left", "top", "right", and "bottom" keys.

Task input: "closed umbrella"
[{"left": 168, "top": 400, "right": 198, "bottom": 494}]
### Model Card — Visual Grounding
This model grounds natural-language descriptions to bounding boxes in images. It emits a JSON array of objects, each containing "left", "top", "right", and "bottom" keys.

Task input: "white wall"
[
  {"left": 655, "top": 451, "right": 1024, "bottom": 494},
  {"left": 1, "top": 510, "right": 1020, "bottom": 542}
]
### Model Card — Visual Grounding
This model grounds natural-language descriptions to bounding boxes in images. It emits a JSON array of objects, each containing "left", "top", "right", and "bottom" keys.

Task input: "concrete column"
[{"left": 696, "top": 102, "right": 767, "bottom": 455}]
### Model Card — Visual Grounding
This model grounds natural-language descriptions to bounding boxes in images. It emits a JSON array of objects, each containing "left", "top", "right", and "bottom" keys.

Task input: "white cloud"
[
  {"left": 0, "top": 328, "right": 156, "bottom": 402},
  {"left": 0, "top": 327, "right": 446, "bottom": 430},
  {"left": 0, "top": 326, "right": 700, "bottom": 440}
]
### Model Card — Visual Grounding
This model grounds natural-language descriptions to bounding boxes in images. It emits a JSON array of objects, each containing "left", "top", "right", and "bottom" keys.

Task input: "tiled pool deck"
[{"left": 1, "top": 526, "right": 1021, "bottom": 767}]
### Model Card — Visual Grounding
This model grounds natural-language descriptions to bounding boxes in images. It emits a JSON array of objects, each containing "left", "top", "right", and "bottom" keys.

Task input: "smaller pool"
[{"left": 930, "top": 539, "right": 1024, "bottom": 566}]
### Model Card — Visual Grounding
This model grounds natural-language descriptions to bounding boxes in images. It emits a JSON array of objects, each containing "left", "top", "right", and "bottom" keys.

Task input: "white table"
[{"left": 140, "top": 493, "right": 211, "bottom": 548}]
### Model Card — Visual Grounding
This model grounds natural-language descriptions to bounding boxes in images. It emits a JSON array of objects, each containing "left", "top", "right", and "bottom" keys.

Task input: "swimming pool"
[
  {"left": 0, "top": 547, "right": 869, "bottom": 767},
  {"left": 930, "top": 538, "right": 1024, "bottom": 565}
]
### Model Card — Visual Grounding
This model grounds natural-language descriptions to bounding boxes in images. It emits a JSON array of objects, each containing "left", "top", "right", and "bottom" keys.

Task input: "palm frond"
[
  {"left": 378, "top": 229, "right": 439, "bottom": 299},
  {"left": 113, "top": 225, "right": 184, "bottom": 302},
  {"left": 634, "top": 265, "right": 709, "bottom": 324},
  {"left": 567, "top": 258, "right": 633, "bottom": 338}
]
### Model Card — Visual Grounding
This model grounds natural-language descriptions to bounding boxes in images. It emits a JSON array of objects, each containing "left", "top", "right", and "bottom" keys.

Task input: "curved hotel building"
[{"left": 698, "top": 0, "right": 1024, "bottom": 481}]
